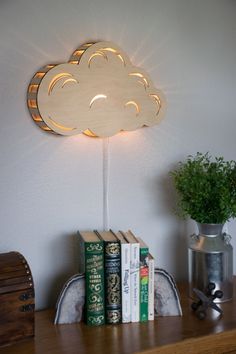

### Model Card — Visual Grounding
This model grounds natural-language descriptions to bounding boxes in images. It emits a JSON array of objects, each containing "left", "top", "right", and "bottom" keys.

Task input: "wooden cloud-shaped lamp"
[{"left": 27, "top": 42, "right": 166, "bottom": 138}]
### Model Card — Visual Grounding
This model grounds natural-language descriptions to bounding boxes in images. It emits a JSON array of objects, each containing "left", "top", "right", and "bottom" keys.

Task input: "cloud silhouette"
[{"left": 28, "top": 42, "right": 166, "bottom": 137}]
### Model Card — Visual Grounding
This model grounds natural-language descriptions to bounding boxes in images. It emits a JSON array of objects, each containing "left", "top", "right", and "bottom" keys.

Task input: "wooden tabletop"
[{"left": 1, "top": 278, "right": 236, "bottom": 354}]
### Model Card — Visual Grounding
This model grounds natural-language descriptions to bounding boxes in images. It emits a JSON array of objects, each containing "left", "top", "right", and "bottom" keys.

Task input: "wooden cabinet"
[{"left": 1, "top": 278, "right": 236, "bottom": 354}]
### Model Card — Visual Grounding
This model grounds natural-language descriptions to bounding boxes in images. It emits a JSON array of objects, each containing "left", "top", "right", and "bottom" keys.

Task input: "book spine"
[
  {"left": 104, "top": 241, "right": 121, "bottom": 324},
  {"left": 140, "top": 246, "right": 149, "bottom": 322},
  {"left": 121, "top": 243, "right": 131, "bottom": 323},
  {"left": 130, "top": 243, "right": 140, "bottom": 322},
  {"left": 85, "top": 242, "right": 105, "bottom": 326},
  {"left": 148, "top": 255, "right": 155, "bottom": 320}
]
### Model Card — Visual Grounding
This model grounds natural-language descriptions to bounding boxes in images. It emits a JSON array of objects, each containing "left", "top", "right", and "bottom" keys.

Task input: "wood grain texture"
[
  {"left": 140, "top": 330, "right": 236, "bottom": 354},
  {"left": 0, "top": 252, "right": 34, "bottom": 347},
  {"left": 27, "top": 42, "right": 166, "bottom": 138},
  {"left": 0, "top": 278, "right": 235, "bottom": 354}
]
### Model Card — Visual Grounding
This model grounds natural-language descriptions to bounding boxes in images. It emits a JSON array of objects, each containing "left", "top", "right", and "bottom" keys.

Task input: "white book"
[
  {"left": 124, "top": 230, "right": 140, "bottom": 323},
  {"left": 148, "top": 253, "right": 155, "bottom": 320},
  {"left": 114, "top": 231, "right": 131, "bottom": 323}
]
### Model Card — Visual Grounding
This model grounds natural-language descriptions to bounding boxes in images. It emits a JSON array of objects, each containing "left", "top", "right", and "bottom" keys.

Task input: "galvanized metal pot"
[{"left": 188, "top": 222, "right": 233, "bottom": 302}]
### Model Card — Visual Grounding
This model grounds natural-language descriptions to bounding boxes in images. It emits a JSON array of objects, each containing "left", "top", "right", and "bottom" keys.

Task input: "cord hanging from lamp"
[{"left": 27, "top": 41, "right": 166, "bottom": 231}]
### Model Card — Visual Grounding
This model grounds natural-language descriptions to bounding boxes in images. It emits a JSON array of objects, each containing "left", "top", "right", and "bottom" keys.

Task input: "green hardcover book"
[
  {"left": 95, "top": 230, "right": 121, "bottom": 324},
  {"left": 78, "top": 231, "right": 105, "bottom": 326},
  {"left": 137, "top": 236, "right": 149, "bottom": 322}
]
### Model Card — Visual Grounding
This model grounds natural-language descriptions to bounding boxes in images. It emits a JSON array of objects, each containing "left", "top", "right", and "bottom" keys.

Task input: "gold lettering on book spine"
[
  {"left": 87, "top": 315, "right": 104, "bottom": 325},
  {"left": 107, "top": 273, "right": 120, "bottom": 304},
  {"left": 105, "top": 242, "right": 120, "bottom": 256},
  {"left": 107, "top": 310, "right": 121, "bottom": 322},
  {"left": 87, "top": 244, "right": 103, "bottom": 252}
]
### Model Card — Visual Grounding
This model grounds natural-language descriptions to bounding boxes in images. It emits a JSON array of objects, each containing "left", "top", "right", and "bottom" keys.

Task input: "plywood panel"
[{"left": 27, "top": 42, "right": 166, "bottom": 138}]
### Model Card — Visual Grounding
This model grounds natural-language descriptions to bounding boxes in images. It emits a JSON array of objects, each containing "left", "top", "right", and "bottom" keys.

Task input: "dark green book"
[
  {"left": 95, "top": 230, "right": 121, "bottom": 324},
  {"left": 78, "top": 231, "right": 105, "bottom": 326},
  {"left": 137, "top": 236, "right": 149, "bottom": 322}
]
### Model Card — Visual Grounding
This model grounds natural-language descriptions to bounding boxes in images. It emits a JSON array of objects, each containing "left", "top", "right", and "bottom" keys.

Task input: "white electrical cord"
[{"left": 102, "top": 137, "right": 110, "bottom": 231}]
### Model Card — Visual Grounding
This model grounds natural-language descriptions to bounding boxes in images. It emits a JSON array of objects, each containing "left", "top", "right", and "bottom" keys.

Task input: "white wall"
[{"left": 0, "top": 0, "right": 235, "bottom": 309}]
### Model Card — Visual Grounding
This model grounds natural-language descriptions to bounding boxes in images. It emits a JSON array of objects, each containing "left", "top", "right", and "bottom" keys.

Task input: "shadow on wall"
[
  {"left": 47, "top": 233, "right": 79, "bottom": 308},
  {"left": 148, "top": 166, "right": 189, "bottom": 280}
]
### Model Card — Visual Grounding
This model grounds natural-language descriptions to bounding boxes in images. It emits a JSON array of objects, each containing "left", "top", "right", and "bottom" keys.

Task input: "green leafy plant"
[{"left": 170, "top": 152, "right": 236, "bottom": 224}]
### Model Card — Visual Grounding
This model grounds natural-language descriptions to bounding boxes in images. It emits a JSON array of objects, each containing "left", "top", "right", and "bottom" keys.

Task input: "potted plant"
[{"left": 170, "top": 152, "right": 236, "bottom": 302}]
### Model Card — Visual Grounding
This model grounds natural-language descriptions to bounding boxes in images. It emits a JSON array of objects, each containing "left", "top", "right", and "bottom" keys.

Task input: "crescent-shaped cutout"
[
  {"left": 101, "top": 47, "right": 125, "bottom": 66},
  {"left": 28, "top": 41, "right": 166, "bottom": 137},
  {"left": 150, "top": 94, "right": 161, "bottom": 115},
  {"left": 61, "top": 78, "right": 78, "bottom": 88},
  {"left": 47, "top": 117, "right": 76, "bottom": 131},
  {"left": 125, "top": 100, "right": 140, "bottom": 116},
  {"left": 89, "top": 94, "right": 107, "bottom": 108},
  {"left": 48, "top": 73, "right": 74, "bottom": 96},
  {"left": 129, "top": 72, "right": 149, "bottom": 89},
  {"left": 88, "top": 51, "right": 108, "bottom": 67}
]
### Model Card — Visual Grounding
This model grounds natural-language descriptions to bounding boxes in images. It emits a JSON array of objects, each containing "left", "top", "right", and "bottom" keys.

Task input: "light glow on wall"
[{"left": 27, "top": 41, "right": 166, "bottom": 138}]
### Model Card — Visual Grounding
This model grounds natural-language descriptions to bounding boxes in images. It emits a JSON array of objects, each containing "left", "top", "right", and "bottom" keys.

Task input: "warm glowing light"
[
  {"left": 125, "top": 101, "right": 140, "bottom": 116},
  {"left": 100, "top": 48, "right": 125, "bottom": 65},
  {"left": 34, "top": 72, "right": 45, "bottom": 79},
  {"left": 28, "top": 99, "right": 37, "bottom": 109},
  {"left": 149, "top": 94, "right": 161, "bottom": 114},
  {"left": 73, "top": 50, "right": 85, "bottom": 56},
  {"left": 88, "top": 51, "right": 108, "bottom": 67},
  {"left": 129, "top": 72, "right": 149, "bottom": 88},
  {"left": 129, "top": 72, "right": 142, "bottom": 78},
  {"left": 83, "top": 129, "right": 97, "bottom": 137},
  {"left": 28, "top": 85, "right": 38, "bottom": 93},
  {"left": 61, "top": 78, "right": 78, "bottom": 88},
  {"left": 89, "top": 94, "right": 107, "bottom": 108},
  {"left": 32, "top": 114, "right": 42, "bottom": 122},
  {"left": 28, "top": 41, "right": 165, "bottom": 137},
  {"left": 47, "top": 117, "right": 76, "bottom": 131},
  {"left": 48, "top": 73, "right": 73, "bottom": 95},
  {"left": 69, "top": 60, "right": 79, "bottom": 64},
  {"left": 117, "top": 54, "right": 125, "bottom": 65},
  {"left": 102, "top": 47, "right": 117, "bottom": 53}
]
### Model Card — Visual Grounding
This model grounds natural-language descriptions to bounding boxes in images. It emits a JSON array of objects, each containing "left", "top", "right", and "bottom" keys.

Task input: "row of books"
[{"left": 78, "top": 229, "right": 155, "bottom": 326}]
